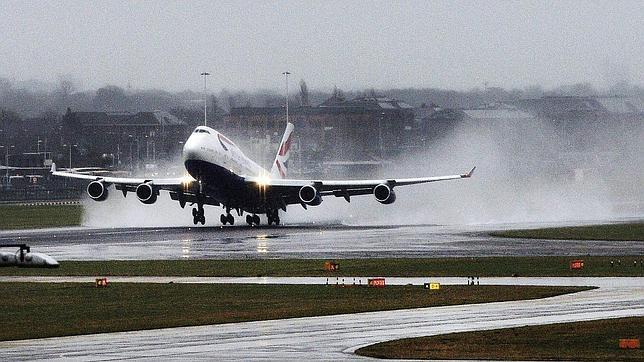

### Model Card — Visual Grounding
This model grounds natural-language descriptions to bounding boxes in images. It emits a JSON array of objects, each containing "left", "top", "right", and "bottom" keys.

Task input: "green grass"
[
  {"left": 1, "top": 256, "right": 642, "bottom": 277},
  {"left": 0, "top": 204, "right": 83, "bottom": 229},
  {"left": 356, "top": 317, "right": 643, "bottom": 361},
  {"left": 491, "top": 222, "right": 644, "bottom": 241},
  {"left": 0, "top": 283, "right": 588, "bottom": 341}
]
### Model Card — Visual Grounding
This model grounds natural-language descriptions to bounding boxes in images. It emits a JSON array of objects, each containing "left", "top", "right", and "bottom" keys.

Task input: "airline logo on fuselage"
[{"left": 218, "top": 133, "right": 234, "bottom": 152}]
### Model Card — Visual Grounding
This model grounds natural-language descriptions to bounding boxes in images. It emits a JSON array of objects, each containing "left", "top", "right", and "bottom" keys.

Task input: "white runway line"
[{"left": 0, "top": 278, "right": 642, "bottom": 361}]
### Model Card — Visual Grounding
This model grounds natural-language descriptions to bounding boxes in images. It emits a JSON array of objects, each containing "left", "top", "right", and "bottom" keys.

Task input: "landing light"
[
  {"left": 181, "top": 174, "right": 196, "bottom": 188},
  {"left": 255, "top": 175, "right": 272, "bottom": 187}
]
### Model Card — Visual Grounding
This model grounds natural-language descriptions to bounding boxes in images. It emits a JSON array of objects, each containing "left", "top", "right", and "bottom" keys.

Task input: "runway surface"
[
  {"left": 1, "top": 277, "right": 642, "bottom": 361},
  {"left": 1, "top": 221, "right": 642, "bottom": 260}
]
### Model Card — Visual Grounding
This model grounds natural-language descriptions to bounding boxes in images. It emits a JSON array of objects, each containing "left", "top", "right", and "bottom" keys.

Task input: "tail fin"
[{"left": 270, "top": 122, "right": 294, "bottom": 179}]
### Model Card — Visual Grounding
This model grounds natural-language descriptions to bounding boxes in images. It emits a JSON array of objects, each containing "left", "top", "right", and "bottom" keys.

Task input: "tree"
[{"left": 94, "top": 85, "right": 129, "bottom": 111}]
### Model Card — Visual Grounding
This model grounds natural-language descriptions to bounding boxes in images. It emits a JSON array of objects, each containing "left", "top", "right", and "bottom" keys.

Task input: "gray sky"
[{"left": 1, "top": 0, "right": 642, "bottom": 92}]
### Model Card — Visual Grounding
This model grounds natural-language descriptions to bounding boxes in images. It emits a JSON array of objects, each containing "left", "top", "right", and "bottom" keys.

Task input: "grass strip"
[
  {"left": 355, "top": 316, "right": 643, "bottom": 361},
  {"left": 0, "top": 204, "right": 83, "bottom": 230},
  {"left": 1, "top": 256, "right": 642, "bottom": 277},
  {"left": 0, "top": 283, "right": 588, "bottom": 341},
  {"left": 490, "top": 222, "right": 644, "bottom": 241}
]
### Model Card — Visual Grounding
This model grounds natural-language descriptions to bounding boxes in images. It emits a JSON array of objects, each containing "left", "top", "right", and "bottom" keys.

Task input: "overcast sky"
[{"left": 1, "top": 0, "right": 642, "bottom": 92}]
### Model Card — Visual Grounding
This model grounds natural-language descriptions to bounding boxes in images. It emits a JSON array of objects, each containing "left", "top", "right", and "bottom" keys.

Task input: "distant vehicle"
[
  {"left": 52, "top": 123, "right": 474, "bottom": 226},
  {"left": 0, "top": 244, "right": 59, "bottom": 268}
]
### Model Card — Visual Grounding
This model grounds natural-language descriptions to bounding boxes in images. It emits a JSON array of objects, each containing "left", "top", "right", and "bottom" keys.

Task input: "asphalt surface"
[
  {"left": 1, "top": 277, "right": 642, "bottom": 361},
  {"left": 1, "top": 221, "right": 642, "bottom": 260}
]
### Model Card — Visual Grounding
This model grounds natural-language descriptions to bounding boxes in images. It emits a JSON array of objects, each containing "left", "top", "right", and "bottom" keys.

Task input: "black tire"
[
  {"left": 246, "top": 215, "right": 253, "bottom": 225},
  {"left": 192, "top": 208, "right": 197, "bottom": 217},
  {"left": 200, "top": 215, "right": 205, "bottom": 225},
  {"left": 274, "top": 216, "right": 280, "bottom": 225},
  {"left": 227, "top": 214, "right": 235, "bottom": 225},
  {"left": 220, "top": 214, "right": 227, "bottom": 225},
  {"left": 253, "top": 214, "right": 260, "bottom": 225},
  {"left": 193, "top": 216, "right": 199, "bottom": 225}
]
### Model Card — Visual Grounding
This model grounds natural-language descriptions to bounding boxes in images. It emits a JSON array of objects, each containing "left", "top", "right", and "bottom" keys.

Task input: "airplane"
[
  {"left": 0, "top": 244, "right": 59, "bottom": 268},
  {"left": 51, "top": 122, "right": 475, "bottom": 226}
]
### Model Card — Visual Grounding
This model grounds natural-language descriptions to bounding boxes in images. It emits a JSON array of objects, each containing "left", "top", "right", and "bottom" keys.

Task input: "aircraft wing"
[
  {"left": 49, "top": 163, "right": 216, "bottom": 206},
  {"left": 245, "top": 167, "right": 476, "bottom": 205},
  {"left": 51, "top": 164, "right": 184, "bottom": 187}
]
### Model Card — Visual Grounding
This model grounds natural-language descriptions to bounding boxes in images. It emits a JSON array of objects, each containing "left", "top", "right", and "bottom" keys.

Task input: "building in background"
[
  {"left": 223, "top": 95, "right": 415, "bottom": 177},
  {"left": 61, "top": 109, "right": 190, "bottom": 172}
]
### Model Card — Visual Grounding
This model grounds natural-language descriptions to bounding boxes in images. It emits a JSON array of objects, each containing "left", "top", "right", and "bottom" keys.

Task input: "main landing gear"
[
  {"left": 192, "top": 205, "right": 205, "bottom": 225},
  {"left": 220, "top": 213, "right": 235, "bottom": 225},
  {"left": 266, "top": 209, "right": 280, "bottom": 226},
  {"left": 245, "top": 214, "right": 260, "bottom": 226}
]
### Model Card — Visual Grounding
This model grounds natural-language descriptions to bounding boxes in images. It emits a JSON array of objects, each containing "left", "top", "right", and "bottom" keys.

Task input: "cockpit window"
[{"left": 194, "top": 129, "right": 211, "bottom": 134}]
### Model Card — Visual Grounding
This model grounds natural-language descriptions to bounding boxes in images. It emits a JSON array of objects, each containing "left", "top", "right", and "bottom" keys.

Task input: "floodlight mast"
[
  {"left": 201, "top": 72, "right": 210, "bottom": 127},
  {"left": 282, "top": 71, "right": 290, "bottom": 124}
]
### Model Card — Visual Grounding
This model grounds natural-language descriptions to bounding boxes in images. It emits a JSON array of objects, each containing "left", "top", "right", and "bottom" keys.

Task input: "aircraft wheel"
[
  {"left": 192, "top": 208, "right": 197, "bottom": 217},
  {"left": 252, "top": 214, "right": 260, "bottom": 225},
  {"left": 246, "top": 215, "right": 253, "bottom": 225},
  {"left": 193, "top": 216, "right": 199, "bottom": 225},
  {"left": 274, "top": 216, "right": 280, "bottom": 225},
  {"left": 220, "top": 214, "right": 227, "bottom": 225},
  {"left": 227, "top": 214, "right": 235, "bottom": 225},
  {"left": 200, "top": 215, "right": 206, "bottom": 225}
]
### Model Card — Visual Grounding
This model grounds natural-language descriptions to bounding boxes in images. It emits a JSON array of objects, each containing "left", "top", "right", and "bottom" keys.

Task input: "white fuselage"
[{"left": 182, "top": 126, "right": 268, "bottom": 179}]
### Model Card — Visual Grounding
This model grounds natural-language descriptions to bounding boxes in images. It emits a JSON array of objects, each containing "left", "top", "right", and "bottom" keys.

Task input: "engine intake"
[
  {"left": 136, "top": 183, "right": 158, "bottom": 204},
  {"left": 373, "top": 183, "right": 396, "bottom": 204},
  {"left": 87, "top": 181, "right": 108, "bottom": 201},
  {"left": 299, "top": 185, "right": 322, "bottom": 206}
]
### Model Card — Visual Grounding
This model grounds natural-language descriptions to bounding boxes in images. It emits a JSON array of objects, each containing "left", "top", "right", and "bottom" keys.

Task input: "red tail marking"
[
  {"left": 275, "top": 160, "right": 286, "bottom": 178},
  {"left": 278, "top": 133, "right": 292, "bottom": 156}
]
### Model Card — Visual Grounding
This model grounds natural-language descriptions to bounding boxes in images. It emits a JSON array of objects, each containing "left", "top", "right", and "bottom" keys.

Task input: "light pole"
[
  {"left": 62, "top": 144, "right": 77, "bottom": 170},
  {"left": 282, "top": 71, "right": 291, "bottom": 124},
  {"left": 0, "top": 145, "right": 13, "bottom": 186},
  {"left": 200, "top": 72, "right": 210, "bottom": 127}
]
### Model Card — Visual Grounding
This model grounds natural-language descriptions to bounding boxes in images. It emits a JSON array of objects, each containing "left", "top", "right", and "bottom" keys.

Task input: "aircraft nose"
[{"left": 182, "top": 135, "right": 202, "bottom": 163}]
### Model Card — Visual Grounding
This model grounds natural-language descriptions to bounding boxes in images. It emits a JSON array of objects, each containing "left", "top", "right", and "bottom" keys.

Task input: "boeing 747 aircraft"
[{"left": 52, "top": 123, "right": 474, "bottom": 226}]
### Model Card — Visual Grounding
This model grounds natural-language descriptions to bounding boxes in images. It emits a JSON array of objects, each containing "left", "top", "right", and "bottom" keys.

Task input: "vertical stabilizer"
[{"left": 270, "top": 122, "right": 294, "bottom": 179}]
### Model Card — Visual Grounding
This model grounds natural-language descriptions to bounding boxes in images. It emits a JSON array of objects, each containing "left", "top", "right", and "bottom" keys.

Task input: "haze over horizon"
[{"left": 2, "top": 1, "right": 642, "bottom": 93}]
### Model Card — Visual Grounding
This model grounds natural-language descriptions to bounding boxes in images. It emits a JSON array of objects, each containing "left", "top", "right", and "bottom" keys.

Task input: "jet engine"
[
  {"left": 136, "top": 183, "right": 158, "bottom": 204},
  {"left": 87, "top": 181, "right": 109, "bottom": 201},
  {"left": 373, "top": 183, "right": 396, "bottom": 204},
  {"left": 298, "top": 185, "right": 322, "bottom": 206}
]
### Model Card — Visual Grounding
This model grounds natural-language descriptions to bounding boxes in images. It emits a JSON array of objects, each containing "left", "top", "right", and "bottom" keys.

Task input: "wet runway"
[
  {"left": 1, "top": 221, "right": 642, "bottom": 260},
  {"left": 1, "top": 277, "right": 642, "bottom": 361}
]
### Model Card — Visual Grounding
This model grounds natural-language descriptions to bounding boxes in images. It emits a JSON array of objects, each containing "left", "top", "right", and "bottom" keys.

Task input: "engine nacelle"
[
  {"left": 136, "top": 183, "right": 158, "bottom": 204},
  {"left": 298, "top": 185, "right": 322, "bottom": 206},
  {"left": 87, "top": 181, "right": 109, "bottom": 201},
  {"left": 373, "top": 183, "right": 396, "bottom": 204}
]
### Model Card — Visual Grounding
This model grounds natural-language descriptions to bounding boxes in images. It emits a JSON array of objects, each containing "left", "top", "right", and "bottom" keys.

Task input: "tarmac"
[{"left": 1, "top": 221, "right": 642, "bottom": 260}]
